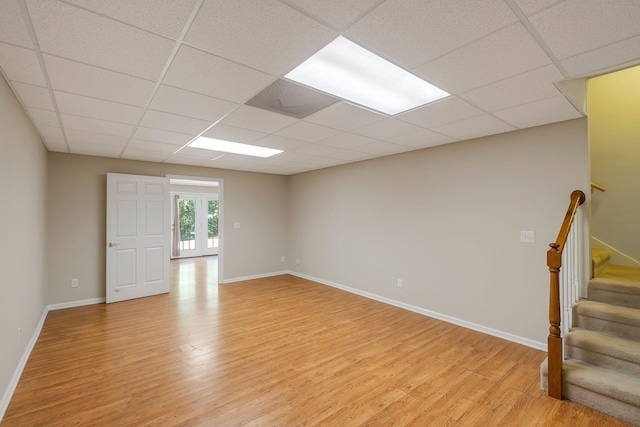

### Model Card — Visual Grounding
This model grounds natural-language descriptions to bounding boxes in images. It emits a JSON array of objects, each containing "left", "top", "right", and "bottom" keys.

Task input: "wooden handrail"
[
  {"left": 591, "top": 182, "right": 606, "bottom": 192},
  {"left": 546, "top": 190, "right": 585, "bottom": 400}
]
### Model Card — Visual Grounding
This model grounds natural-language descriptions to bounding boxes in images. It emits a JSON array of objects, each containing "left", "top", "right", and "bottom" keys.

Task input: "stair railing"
[{"left": 547, "top": 190, "right": 586, "bottom": 399}]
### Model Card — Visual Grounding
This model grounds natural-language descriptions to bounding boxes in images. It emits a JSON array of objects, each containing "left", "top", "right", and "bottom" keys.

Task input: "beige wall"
[
  {"left": 288, "top": 119, "right": 589, "bottom": 345},
  {"left": 589, "top": 65, "right": 640, "bottom": 264},
  {"left": 170, "top": 184, "right": 219, "bottom": 194},
  {"left": 46, "top": 154, "right": 288, "bottom": 304},
  {"left": 0, "top": 77, "right": 48, "bottom": 405}
]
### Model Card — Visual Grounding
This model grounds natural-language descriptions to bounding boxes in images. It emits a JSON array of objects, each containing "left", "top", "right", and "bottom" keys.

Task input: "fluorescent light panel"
[
  {"left": 190, "top": 137, "right": 282, "bottom": 158},
  {"left": 285, "top": 36, "right": 449, "bottom": 115}
]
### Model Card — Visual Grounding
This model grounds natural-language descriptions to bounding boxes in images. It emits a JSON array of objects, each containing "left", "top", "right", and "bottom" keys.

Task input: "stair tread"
[
  {"left": 574, "top": 300, "right": 640, "bottom": 325},
  {"left": 563, "top": 359, "right": 640, "bottom": 407},
  {"left": 592, "top": 248, "right": 611, "bottom": 264},
  {"left": 599, "top": 264, "right": 640, "bottom": 283},
  {"left": 566, "top": 328, "right": 640, "bottom": 364},
  {"left": 589, "top": 273, "right": 640, "bottom": 295}
]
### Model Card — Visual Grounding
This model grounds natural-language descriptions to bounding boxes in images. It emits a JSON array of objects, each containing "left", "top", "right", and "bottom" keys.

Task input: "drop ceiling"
[{"left": 1, "top": 0, "right": 639, "bottom": 176}]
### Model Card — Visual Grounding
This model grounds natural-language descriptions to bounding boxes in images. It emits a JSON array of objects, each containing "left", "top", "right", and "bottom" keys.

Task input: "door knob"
[{"left": 108, "top": 242, "right": 120, "bottom": 247}]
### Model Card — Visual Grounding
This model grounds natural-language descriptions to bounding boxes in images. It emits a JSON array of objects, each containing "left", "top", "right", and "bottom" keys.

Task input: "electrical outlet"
[
  {"left": 71, "top": 278, "right": 79, "bottom": 288},
  {"left": 281, "top": 256, "right": 285, "bottom": 262},
  {"left": 296, "top": 259, "right": 300, "bottom": 265},
  {"left": 397, "top": 279, "right": 403, "bottom": 288}
]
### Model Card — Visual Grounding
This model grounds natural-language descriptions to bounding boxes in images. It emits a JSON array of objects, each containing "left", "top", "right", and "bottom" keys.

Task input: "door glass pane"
[
  {"left": 179, "top": 199, "right": 196, "bottom": 251},
  {"left": 207, "top": 200, "right": 219, "bottom": 249}
]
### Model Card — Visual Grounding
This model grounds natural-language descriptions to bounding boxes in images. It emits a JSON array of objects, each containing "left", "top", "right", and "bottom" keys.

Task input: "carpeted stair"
[{"left": 541, "top": 249, "right": 640, "bottom": 426}]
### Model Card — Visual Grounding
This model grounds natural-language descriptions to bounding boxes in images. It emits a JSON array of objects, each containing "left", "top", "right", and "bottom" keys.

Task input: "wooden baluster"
[{"left": 547, "top": 243, "right": 563, "bottom": 399}]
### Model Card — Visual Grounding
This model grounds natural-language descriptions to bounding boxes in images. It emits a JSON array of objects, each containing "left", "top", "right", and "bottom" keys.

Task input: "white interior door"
[{"left": 106, "top": 173, "right": 170, "bottom": 303}]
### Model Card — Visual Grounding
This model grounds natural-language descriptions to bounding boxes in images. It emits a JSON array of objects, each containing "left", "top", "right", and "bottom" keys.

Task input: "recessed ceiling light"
[
  {"left": 189, "top": 137, "right": 282, "bottom": 158},
  {"left": 285, "top": 36, "right": 449, "bottom": 115}
]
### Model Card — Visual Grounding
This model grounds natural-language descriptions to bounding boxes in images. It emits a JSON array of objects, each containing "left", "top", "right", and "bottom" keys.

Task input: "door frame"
[{"left": 167, "top": 174, "right": 224, "bottom": 284}]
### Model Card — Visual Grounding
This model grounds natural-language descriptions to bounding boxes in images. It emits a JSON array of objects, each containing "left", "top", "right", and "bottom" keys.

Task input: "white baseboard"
[
  {"left": 288, "top": 271, "right": 547, "bottom": 352},
  {"left": 47, "top": 297, "right": 106, "bottom": 311},
  {"left": 221, "top": 270, "right": 289, "bottom": 284},
  {"left": 0, "top": 297, "right": 104, "bottom": 422}
]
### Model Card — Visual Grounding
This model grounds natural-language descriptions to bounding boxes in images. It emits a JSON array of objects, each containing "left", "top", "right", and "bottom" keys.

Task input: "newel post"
[{"left": 547, "top": 243, "right": 563, "bottom": 399}]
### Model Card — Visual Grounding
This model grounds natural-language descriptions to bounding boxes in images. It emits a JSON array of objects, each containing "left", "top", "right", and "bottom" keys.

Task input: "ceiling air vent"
[{"left": 245, "top": 79, "right": 339, "bottom": 119}]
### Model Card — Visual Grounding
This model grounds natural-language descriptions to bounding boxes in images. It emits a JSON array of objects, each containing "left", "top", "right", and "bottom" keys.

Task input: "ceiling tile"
[
  {"left": 346, "top": 0, "right": 517, "bottom": 68},
  {"left": 276, "top": 121, "right": 341, "bottom": 142},
  {"left": 120, "top": 148, "right": 170, "bottom": 163},
  {"left": 352, "top": 117, "right": 423, "bottom": 140},
  {"left": 61, "top": 114, "right": 133, "bottom": 138},
  {"left": 128, "top": 139, "right": 182, "bottom": 154},
  {"left": 139, "top": 110, "right": 210, "bottom": 135},
  {"left": 42, "top": 136, "right": 68, "bottom": 152},
  {"left": 27, "top": 0, "right": 175, "bottom": 80},
  {"left": 292, "top": 155, "right": 344, "bottom": 167},
  {"left": 175, "top": 146, "right": 224, "bottom": 159},
  {"left": 44, "top": 55, "right": 155, "bottom": 106},
  {"left": 65, "top": 129, "right": 128, "bottom": 147},
  {"left": 54, "top": 91, "right": 143, "bottom": 124},
  {"left": 324, "top": 148, "right": 374, "bottom": 162},
  {"left": 202, "top": 124, "right": 267, "bottom": 144},
  {"left": 529, "top": 0, "right": 640, "bottom": 60},
  {"left": 283, "top": 0, "right": 383, "bottom": 30},
  {"left": 292, "top": 143, "right": 339, "bottom": 157},
  {"left": 430, "top": 114, "right": 516, "bottom": 140},
  {"left": 562, "top": 35, "right": 640, "bottom": 77},
  {"left": 68, "top": 141, "right": 123, "bottom": 157},
  {"left": 355, "top": 141, "right": 414, "bottom": 156},
  {"left": 63, "top": 0, "right": 198, "bottom": 40},
  {"left": 388, "top": 129, "right": 457, "bottom": 149},
  {"left": 397, "top": 97, "right": 482, "bottom": 129},
  {"left": 163, "top": 46, "right": 275, "bottom": 103},
  {"left": 417, "top": 23, "right": 551, "bottom": 94},
  {"left": 303, "top": 102, "right": 385, "bottom": 131},
  {"left": 459, "top": 64, "right": 564, "bottom": 112},
  {"left": 27, "top": 107, "right": 59, "bottom": 127},
  {"left": 150, "top": 85, "right": 238, "bottom": 122},
  {"left": 36, "top": 124, "right": 63, "bottom": 139},
  {"left": 0, "top": 1, "right": 32, "bottom": 47},
  {"left": 493, "top": 96, "right": 582, "bottom": 129},
  {"left": 514, "top": 0, "right": 564, "bottom": 16},
  {"left": 184, "top": 0, "right": 335, "bottom": 75},
  {"left": 219, "top": 105, "right": 297, "bottom": 134},
  {"left": 11, "top": 82, "right": 53, "bottom": 110},
  {"left": 164, "top": 154, "right": 210, "bottom": 166},
  {"left": 317, "top": 133, "right": 376, "bottom": 149},
  {"left": 133, "top": 127, "right": 194, "bottom": 146},
  {"left": 0, "top": 43, "right": 45, "bottom": 86},
  {"left": 253, "top": 135, "right": 309, "bottom": 151}
]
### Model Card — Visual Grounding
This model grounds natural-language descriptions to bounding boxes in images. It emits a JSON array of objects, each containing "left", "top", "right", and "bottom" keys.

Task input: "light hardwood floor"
[{"left": 3, "top": 257, "right": 632, "bottom": 426}]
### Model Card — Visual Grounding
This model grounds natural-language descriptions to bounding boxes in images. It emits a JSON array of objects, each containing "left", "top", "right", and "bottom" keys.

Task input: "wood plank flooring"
[{"left": 3, "top": 257, "right": 633, "bottom": 426}]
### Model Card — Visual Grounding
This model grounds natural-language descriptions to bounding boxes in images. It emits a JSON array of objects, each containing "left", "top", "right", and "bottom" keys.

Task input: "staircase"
[{"left": 541, "top": 249, "right": 640, "bottom": 425}]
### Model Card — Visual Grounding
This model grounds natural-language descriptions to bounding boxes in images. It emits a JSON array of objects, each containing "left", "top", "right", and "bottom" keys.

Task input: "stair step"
[
  {"left": 592, "top": 248, "right": 611, "bottom": 278},
  {"left": 565, "top": 328, "right": 640, "bottom": 377},
  {"left": 540, "top": 358, "right": 640, "bottom": 426},
  {"left": 589, "top": 266, "right": 640, "bottom": 309},
  {"left": 573, "top": 300, "right": 640, "bottom": 341}
]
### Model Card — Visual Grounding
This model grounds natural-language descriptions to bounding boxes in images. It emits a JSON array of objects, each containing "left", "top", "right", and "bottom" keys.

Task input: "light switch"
[
  {"left": 520, "top": 230, "right": 535, "bottom": 243},
  {"left": 234, "top": 222, "right": 240, "bottom": 229}
]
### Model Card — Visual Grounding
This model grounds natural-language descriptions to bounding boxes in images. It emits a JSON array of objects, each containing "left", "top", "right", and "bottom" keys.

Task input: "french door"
[{"left": 172, "top": 193, "right": 219, "bottom": 258}]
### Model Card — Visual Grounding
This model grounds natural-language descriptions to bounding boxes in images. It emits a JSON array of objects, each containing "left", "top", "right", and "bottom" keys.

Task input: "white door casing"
[{"left": 106, "top": 173, "right": 170, "bottom": 303}]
